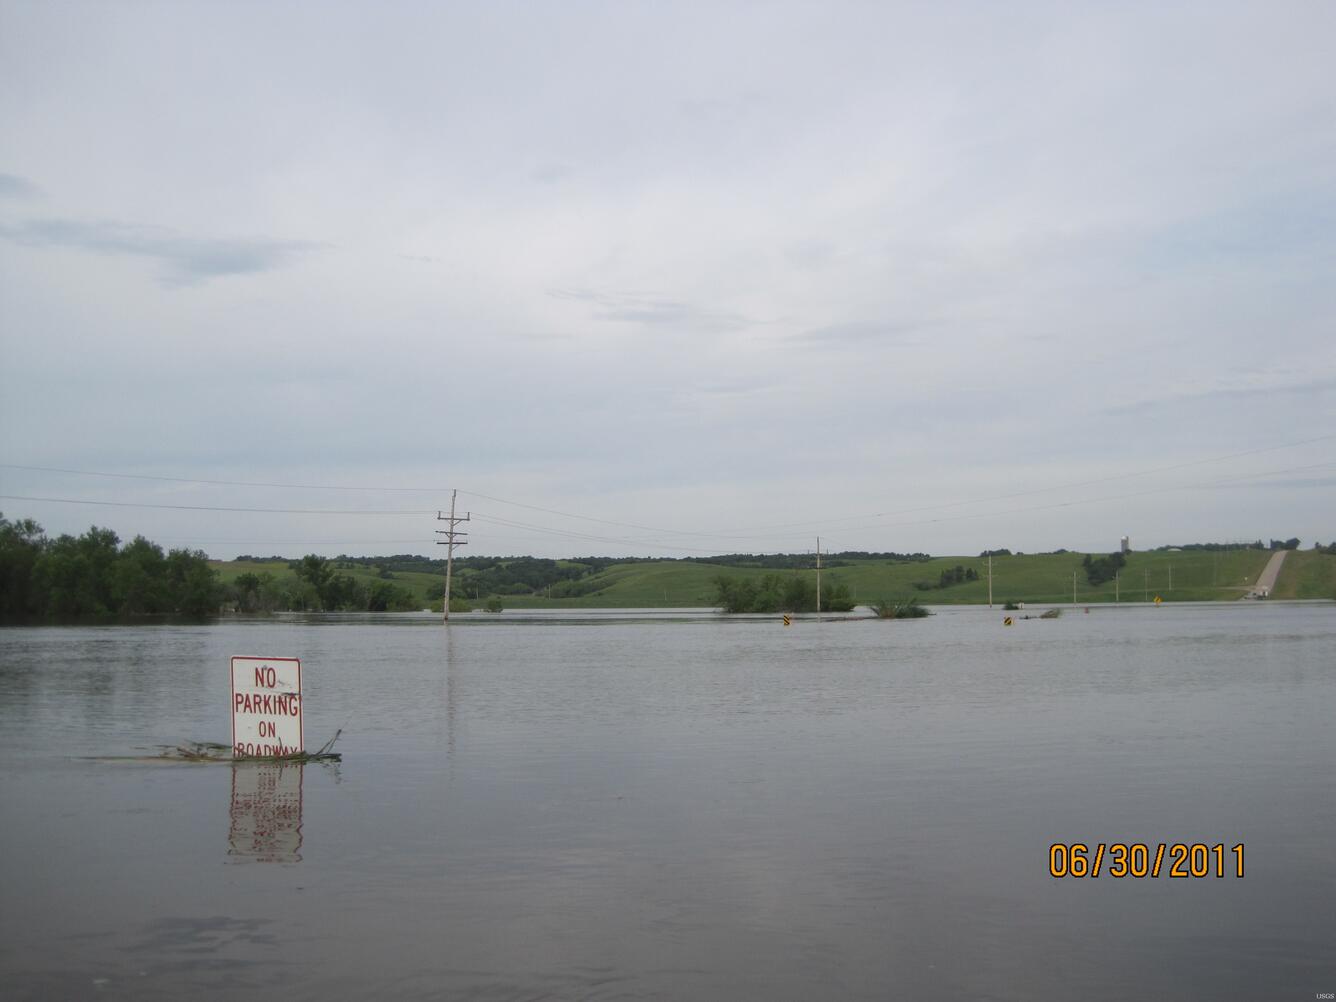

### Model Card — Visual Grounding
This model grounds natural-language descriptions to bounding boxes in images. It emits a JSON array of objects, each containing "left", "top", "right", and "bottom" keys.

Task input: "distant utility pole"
[
  {"left": 815, "top": 536, "right": 822, "bottom": 619},
  {"left": 988, "top": 554, "right": 993, "bottom": 608},
  {"left": 1168, "top": 564, "right": 1173, "bottom": 591},
  {"left": 435, "top": 490, "right": 470, "bottom": 624},
  {"left": 1115, "top": 571, "right": 1119, "bottom": 603},
  {"left": 1072, "top": 570, "right": 1077, "bottom": 607},
  {"left": 1144, "top": 569, "right": 1149, "bottom": 602}
]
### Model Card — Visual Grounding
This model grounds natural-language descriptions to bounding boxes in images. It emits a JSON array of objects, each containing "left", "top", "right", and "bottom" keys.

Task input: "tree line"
[
  {"left": 1152, "top": 539, "right": 1301, "bottom": 552},
  {"left": 1082, "top": 550, "right": 1127, "bottom": 586},
  {"left": 0, "top": 515, "right": 220, "bottom": 621},
  {"left": 321, "top": 552, "right": 620, "bottom": 599},
  {"left": 913, "top": 564, "right": 980, "bottom": 591},
  {"left": 228, "top": 554, "right": 419, "bottom": 613},
  {"left": 690, "top": 551, "right": 931, "bottom": 570},
  {"left": 0, "top": 516, "right": 423, "bottom": 621}
]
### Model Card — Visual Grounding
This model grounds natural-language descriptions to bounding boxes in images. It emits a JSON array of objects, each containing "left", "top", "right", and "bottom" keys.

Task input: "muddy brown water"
[{"left": 1, "top": 604, "right": 1333, "bottom": 1000}]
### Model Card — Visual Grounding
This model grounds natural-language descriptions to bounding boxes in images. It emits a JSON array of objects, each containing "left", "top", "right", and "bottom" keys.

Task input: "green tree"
[
  {"left": 230, "top": 572, "right": 262, "bottom": 612},
  {"left": 0, "top": 514, "right": 45, "bottom": 621},
  {"left": 714, "top": 573, "right": 855, "bottom": 613},
  {"left": 36, "top": 527, "right": 121, "bottom": 618},
  {"left": 1083, "top": 551, "right": 1126, "bottom": 586},
  {"left": 165, "top": 548, "right": 222, "bottom": 617},
  {"left": 112, "top": 536, "right": 169, "bottom": 615}
]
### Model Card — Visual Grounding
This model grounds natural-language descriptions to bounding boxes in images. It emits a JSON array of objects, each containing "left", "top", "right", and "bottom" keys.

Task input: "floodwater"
[{"left": 1, "top": 603, "right": 1333, "bottom": 1001}]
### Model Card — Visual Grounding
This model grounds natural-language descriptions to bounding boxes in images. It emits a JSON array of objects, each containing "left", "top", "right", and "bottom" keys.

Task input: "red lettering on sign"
[{"left": 254, "top": 666, "right": 277, "bottom": 688}]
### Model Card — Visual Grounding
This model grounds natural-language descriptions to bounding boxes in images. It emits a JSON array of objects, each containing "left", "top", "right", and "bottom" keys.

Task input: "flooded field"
[{"left": 1, "top": 604, "right": 1333, "bottom": 1000}]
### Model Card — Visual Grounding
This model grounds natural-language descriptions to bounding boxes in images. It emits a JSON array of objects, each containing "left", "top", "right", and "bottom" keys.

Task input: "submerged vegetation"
[
  {"left": 869, "top": 598, "right": 931, "bottom": 619},
  {"left": 158, "top": 731, "right": 343, "bottom": 763},
  {"left": 713, "top": 573, "right": 856, "bottom": 613}
]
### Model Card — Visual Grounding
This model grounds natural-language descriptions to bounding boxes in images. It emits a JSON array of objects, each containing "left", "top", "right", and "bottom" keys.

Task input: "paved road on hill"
[{"left": 1248, "top": 550, "right": 1288, "bottom": 598}]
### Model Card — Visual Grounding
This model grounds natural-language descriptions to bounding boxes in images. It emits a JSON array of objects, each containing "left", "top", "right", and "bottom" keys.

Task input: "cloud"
[
  {"left": 0, "top": 217, "right": 319, "bottom": 286},
  {"left": 549, "top": 287, "right": 750, "bottom": 333},
  {"left": 530, "top": 163, "right": 573, "bottom": 184},
  {"left": 1102, "top": 377, "right": 1336, "bottom": 416},
  {"left": 1216, "top": 476, "right": 1336, "bottom": 490},
  {"left": 792, "top": 321, "right": 922, "bottom": 347},
  {"left": 0, "top": 173, "right": 41, "bottom": 199},
  {"left": 2, "top": 3, "right": 1334, "bottom": 557}
]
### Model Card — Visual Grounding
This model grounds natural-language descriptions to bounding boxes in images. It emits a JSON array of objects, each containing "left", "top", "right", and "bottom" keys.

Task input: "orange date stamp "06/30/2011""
[{"left": 1049, "top": 842, "right": 1244, "bottom": 878}]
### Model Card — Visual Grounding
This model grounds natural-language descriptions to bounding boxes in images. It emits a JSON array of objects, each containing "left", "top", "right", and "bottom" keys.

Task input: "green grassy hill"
[
  {"left": 210, "top": 559, "right": 443, "bottom": 608},
  {"left": 535, "top": 548, "right": 1275, "bottom": 608},
  {"left": 821, "top": 549, "right": 1276, "bottom": 606},
  {"left": 1270, "top": 550, "right": 1336, "bottom": 600},
  {"left": 205, "top": 547, "right": 1336, "bottom": 610}
]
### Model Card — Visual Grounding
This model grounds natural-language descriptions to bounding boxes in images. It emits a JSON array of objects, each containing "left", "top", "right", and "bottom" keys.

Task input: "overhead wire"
[
  {"left": 8, "top": 457, "right": 1330, "bottom": 554},
  {"left": 801, "top": 461, "right": 1336, "bottom": 538},
  {"left": 2, "top": 431, "right": 1332, "bottom": 540},
  {"left": 711, "top": 433, "right": 1336, "bottom": 533},
  {"left": 0, "top": 495, "right": 431, "bottom": 516},
  {"left": 469, "top": 512, "right": 727, "bottom": 554},
  {"left": 2, "top": 436, "right": 1331, "bottom": 554}
]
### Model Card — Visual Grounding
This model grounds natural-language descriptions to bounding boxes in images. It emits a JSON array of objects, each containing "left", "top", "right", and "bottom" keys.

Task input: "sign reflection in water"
[{"left": 227, "top": 762, "right": 304, "bottom": 863}]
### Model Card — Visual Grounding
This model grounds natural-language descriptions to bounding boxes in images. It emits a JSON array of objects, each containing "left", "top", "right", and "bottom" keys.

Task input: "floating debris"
[
  {"left": 83, "top": 731, "right": 344, "bottom": 765},
  {"left": 158, "top": 730, "right": 343, "bottom": 763}
]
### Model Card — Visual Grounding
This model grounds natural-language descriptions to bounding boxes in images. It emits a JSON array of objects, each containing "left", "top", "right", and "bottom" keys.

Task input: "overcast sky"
[{"left": 1, "top": 1, "right": 1333, "bottom": 559}]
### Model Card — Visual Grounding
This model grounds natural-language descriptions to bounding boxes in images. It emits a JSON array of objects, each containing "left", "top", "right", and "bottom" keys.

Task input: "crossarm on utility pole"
[{"left": 435, "top": 489, "right": 470, "bottom": 623}]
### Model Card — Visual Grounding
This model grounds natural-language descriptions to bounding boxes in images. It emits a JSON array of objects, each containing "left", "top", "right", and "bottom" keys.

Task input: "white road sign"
[{"left": 231, "top": 656, "right": 304, "bottom": 757}]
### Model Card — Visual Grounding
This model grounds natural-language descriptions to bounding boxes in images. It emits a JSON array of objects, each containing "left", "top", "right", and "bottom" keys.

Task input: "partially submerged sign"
[{"left": 231, "top": 656, "right": 303, "bottom": 757}]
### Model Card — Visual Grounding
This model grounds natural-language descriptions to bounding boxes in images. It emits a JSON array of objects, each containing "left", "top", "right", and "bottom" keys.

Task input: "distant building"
[{"left": 1120, "top": 535, "right": 1130, "bottom": 554}]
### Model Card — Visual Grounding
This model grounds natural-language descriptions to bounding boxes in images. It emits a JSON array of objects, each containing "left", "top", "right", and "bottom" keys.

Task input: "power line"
[
  {"left": 0, "top": 465, "right": 449, "bottom": 493},
  {"left": 0, "top": 495, "right": 430, "bottom": 515},
  {"left": 458, "top": 490, "right": 743, "bottom": 539},
  {"left": 4, "top": 448, "right": 1331, "bottom": 555},
  {"left": 712, "top": 434, "right": 1336, "bottom": 534},
  {"left": 156, "top": 538, "right": 435, "bottom": 545},
  {"left": 4, "top": 431, "right": 1332, "bottom": 538},
  {"left": 812, "top": 461, "right": 1336, "bottom": 538},
  {"left": 471, "top": 512, "right": 727, "bottom": 553},
  {"left": 6, "top": 459, "right": 1332, "bottom": 549}
]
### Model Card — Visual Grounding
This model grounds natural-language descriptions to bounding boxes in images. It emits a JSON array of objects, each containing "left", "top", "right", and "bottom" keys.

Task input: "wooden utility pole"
[
  {"left": 988, "top": 554, "right": 993, "bottom": 608},
  {"left": 435, "top": 490, "right": 470, "bottom": 623},
  {"left": 1115, "top": 571, "right": 1119, "bottom": 603},
  {"left": 815, "top": 536, "right": 821, "bottom": 619},
  {"left": 1072, "top": 570, "right": 1077, "bottom": 607}
]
